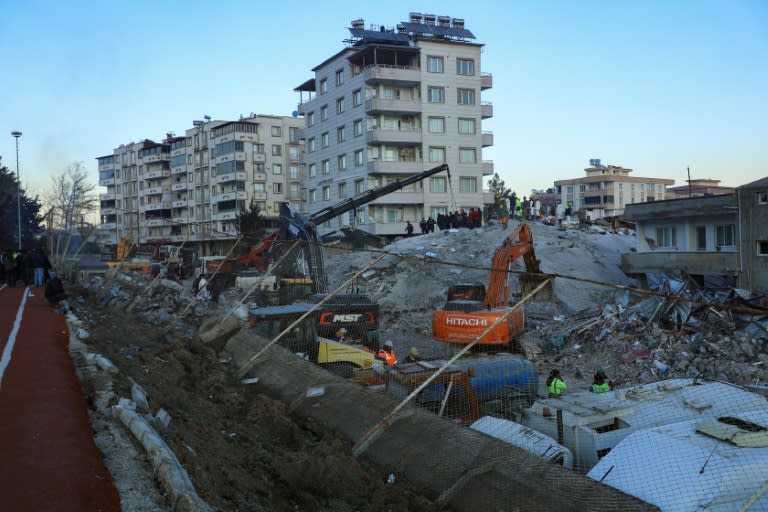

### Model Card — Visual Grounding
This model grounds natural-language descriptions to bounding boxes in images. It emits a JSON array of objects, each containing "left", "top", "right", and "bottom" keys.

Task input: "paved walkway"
[{"left": 0, "top": 284, "right": 120, "bottom": 511}]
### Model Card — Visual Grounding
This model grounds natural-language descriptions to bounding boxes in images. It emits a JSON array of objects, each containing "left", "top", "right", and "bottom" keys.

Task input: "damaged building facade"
[{"left": 621, "top": 176, "right": 768, "bottom": 293}]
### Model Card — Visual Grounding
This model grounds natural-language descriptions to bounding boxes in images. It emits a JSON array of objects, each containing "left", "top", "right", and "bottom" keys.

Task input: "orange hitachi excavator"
[{"left": 432, "top": 223, "right": 543, "bottom": 346}]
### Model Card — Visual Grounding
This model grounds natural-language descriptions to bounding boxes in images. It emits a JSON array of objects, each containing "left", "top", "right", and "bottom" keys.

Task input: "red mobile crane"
[{"left": 432, "top": 223, "right": 543, "bottom": 346}]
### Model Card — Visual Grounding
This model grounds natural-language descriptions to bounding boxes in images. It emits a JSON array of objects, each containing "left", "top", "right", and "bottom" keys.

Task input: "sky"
[{"left": 1, "top": 0, "right": 767, "bottom": 204}]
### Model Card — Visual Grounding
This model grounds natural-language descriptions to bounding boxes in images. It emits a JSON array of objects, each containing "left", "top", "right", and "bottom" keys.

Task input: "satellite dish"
[{"left": 292, "top": 111, "right": 299, "bottom": 117}]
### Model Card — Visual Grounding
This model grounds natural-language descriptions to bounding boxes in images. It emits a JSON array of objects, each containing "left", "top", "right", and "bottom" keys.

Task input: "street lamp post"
[{"left": 11, "top": 131, "right": 22, "bottom": 250}]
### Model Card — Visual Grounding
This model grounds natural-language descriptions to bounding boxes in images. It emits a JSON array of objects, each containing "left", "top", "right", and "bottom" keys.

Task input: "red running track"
[{"left": 0, "top": 284, "right": 120, "bottom": 511}]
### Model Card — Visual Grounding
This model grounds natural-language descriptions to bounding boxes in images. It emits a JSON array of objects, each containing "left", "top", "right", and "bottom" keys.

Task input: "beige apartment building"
[
  {"left": 554, "top": 159, "right": 674, "bottom": 220},
  {"left": 97, "top": 114, "right": 303, "bottom": 255},
  {"left": 294, "top": 13, "right": 493, "bottom": 236}
]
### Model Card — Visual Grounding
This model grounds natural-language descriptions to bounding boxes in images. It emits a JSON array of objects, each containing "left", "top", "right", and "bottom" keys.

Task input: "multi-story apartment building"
[
  {"left": 294, "top": 13, "right": 492, "bottom": 236},
  {"left": 554, "top": 159, "right": 674, "bottom": 220},
  {"left": 97, "top": 114, "right": 303, "bottom": 256},
  {"left": 666, "top": 178, "right": 734, "bottom": 199}
]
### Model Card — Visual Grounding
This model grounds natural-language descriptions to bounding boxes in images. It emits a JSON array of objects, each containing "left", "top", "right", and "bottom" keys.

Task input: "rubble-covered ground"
[{"left": 69, "top": 219, "right": 767, "bottom": 510}]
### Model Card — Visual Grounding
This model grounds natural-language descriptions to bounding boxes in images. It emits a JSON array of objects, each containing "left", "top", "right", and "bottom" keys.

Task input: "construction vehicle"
[
  {"left": 432, "top": 222, "right": 545, "bottom": 347},
  {"left": 248, "top": 302, "right": 381, "bottom": 378}
]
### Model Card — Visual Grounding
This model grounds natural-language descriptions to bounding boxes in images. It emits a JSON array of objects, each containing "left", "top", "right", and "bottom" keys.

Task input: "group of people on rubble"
[
  {"left": 405, "top": 208, "right": 485, "bottom": 237},
  {"left": 546, "top": 368, "right": 613, "bottom": 397}
]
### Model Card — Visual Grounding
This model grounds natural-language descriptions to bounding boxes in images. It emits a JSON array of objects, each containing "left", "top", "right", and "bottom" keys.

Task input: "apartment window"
[
  {"left": 319, "top": 78, "right": 327, "bottom": 94},
  {"left": 459, "top": 177, "right": 478, "bottom": 193},
  {"left": 458, "top": 88, "right": 476, "bottom": 105},
  {"left": 386, "top": 208, "right": 399, "bottom": 223},
  {"left": 429, "top": 146, "right": 446, "bottom": 163},
  {"left": 308, "top": 163, "right": 316, "bottom": 177},
  {"left": 338, "top": 182, "right": 347, "bottom": 198},
  {"left": 353, "top": 119, "right": 363, "bottom": 137},
  {"left": 289, "top": 126, "right": 299, "bottom": 143},
  {"left": 352, "top": 89, "right": 362, "bottom": 107},
  {"left": 273, "top": 183, "right": 283, "bottom": 194},
  {"left": 427, "top": 86, "right": 445, "bottom": 103},
  {"left": 696, "top": 226, "right": 706, "bottom": 250},
  {"left": 354, "top": 179, "right": 364, "bottom": 194},
  {"left": 271, "top": 126, "right": 281, "bottom": 137},
  {"left": 428, "top": 117, "right": 445, "bottom": 133},
  {"left": 759, "top": 191, "right": 768, "bottom": 205},
  {"left": 288, "top": 165, "right": 299, "bottom": 179},
  {"left": 336, "top": 97, "right": 345, "bottom": 114},
  {"left": 307, "top": 138, "right": 316, "bottom": 152},
  {"left": 656, "top": 227, "right": 677, "bottom": 248},
  {"left": 758, "top": 240, "right": 768, "bottom": 255},
  {"left": 309, "top": 189, "right": 317, "bottom": 202},
  {"left": 457, "top": 58, "right": 475, "bottom": 75},
  {"left": 271, "top": 144, "right": 282, "bottom": 156},
  {"left": 335, "top": 68, "right": 344, "bottom": 86},
  {"left": 458, "top": 118, "right": 476, "bottom": 134},
  {"left": 322, "top": 159, "right": 330, "bottom": 175},
  {"left": 716, "top": 224, "right": 735, "bottom": 247},
  {"left": 320, "top": 105, "right": 328, "bottom": 121},
  {"left": 272, "top": 163, "right": 282, "bottom": 175},
  {"left": 459, "top": 148, "right": 477, "bottom": 164},
  {"left": 427, "top": 55, "right": 444, "bottom": 73},
  {"left": 288, "top": 146, "right": 300, "bottom": 161},
  {"left": 337, "top": 125, "right": 346, "bottom": 143},
  {"left": 253, "top": 182, "right": 266, "bottom": 193},
  {"left": 253, "top": 162, "right": 265, "bottom": 173},
  {"left": 253, "top": 144, "right": 265, "bottom": 156},
  {"left": 354, "top": 149, "right": 364, "bottom": 167},
  {"left": 321, "top": 132, "right": 329, "bottom": 148},
  {"left": 322, "top": 186, "right": 331, "bottom": 201},
  {"left": 430, "top": 176, "right": 447, "bottom": 193},
  {"left": 337, "top": 154, "right": 347, "bottom": 170}
]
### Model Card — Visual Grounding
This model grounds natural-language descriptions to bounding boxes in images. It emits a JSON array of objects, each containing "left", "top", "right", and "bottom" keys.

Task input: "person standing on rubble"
[
  {"left": 405, "top": 221, "right": 414, "bottom": 237},
  {"left": 376, "top": 340, "right": 398, "bottom": 366},
  {"left": 197, "top": 274, "right": 211, "bottom": 301},
  {"left": 546, "top": 369, "right": 567, "bottom": 397},
  {"left": 591, "top": 370, "right": 612, "bottom": 393}
]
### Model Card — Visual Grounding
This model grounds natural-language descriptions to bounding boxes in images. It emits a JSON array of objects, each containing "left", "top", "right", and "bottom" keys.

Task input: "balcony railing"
[
  {"left": 482, "top": 160, "right": 494, "bottom": 176},
  {"left": 366, "top": 129, "right": 422, "bottom": 145},
  {"left": 481, "top": 72, "right": 493, "bottom": 90},
  {"left": 365, "top": 98, "right": 421, "bottom": 115},
  {"left": 482, "top": 131, "right": 494, "bottom": 147},
  {"left": 362, "top": 64, "right": 421, "bottom": 85},
  {"left": 367, "top": 159, "right": 423, "bottom": 174},
  {"left": 481, "top": 102, "right": 493, "bottom": 119}
]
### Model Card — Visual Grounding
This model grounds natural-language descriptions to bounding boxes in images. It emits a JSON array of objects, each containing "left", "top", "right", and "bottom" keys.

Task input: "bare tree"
[{"left": 46, "top": 162, "right": 98, "bottom": 266}]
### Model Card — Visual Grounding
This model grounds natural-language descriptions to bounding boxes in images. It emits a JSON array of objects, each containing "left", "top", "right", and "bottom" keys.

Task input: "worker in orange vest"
[{"left": 376, "top": 340, "right": 398, "bottom": 366}]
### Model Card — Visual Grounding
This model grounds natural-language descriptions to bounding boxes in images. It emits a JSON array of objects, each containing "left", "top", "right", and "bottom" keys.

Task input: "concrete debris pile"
[{"left": 527, "top": 276, "right": 768, "bottom": 389}]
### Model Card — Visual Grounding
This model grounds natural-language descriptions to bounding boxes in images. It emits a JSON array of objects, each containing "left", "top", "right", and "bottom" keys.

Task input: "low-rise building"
[
  {"left": 554, "top": 159, "right": 674, "bottom": 220},
  {"left": 736, "top": 177, "right": 768, "bottom": 292},
  {"left": 666, "top": 178, "right": 734, "bottom": 199}
]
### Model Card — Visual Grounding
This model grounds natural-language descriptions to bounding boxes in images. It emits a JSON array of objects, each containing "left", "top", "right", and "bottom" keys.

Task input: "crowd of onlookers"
[{"left": 1, "top": 247, "right": 52, "bottom": 288}]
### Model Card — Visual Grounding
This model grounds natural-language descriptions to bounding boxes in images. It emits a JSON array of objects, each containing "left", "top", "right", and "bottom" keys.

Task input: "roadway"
[{"left": 0, "top": 284, "right": 120, "bottom": 511}]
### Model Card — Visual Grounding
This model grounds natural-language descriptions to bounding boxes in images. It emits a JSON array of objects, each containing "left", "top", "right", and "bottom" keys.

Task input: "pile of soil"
[{"left": 74, "top": 293, "right": 438, "bottom": 511}]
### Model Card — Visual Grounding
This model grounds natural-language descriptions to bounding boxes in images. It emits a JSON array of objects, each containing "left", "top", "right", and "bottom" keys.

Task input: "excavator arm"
[{"left": 484, "top": 223, "right": 541, "bottom": 308}]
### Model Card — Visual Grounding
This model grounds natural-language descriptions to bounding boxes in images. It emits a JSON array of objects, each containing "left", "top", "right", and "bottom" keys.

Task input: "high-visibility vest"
[
  {"left": 547, "top": 377, "right": 566, "bottom": 396},
  {"left": 592, "top": 382, "right": 611, "bottom": 393},
  {"left": 377, "top": 349, "right": 397, "bottom": 366}
]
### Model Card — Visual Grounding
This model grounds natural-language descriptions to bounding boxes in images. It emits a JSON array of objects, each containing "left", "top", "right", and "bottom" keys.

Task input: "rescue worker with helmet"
[
  {"left": 376, "top": 340, "right": 398, "bottom": 366},
  {"left": 546, "top": 369, "right": 567, "bottom": 397}
]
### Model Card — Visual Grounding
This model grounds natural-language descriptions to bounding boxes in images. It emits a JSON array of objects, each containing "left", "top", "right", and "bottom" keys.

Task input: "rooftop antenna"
[{"left": 687, "top": 166, "right": 692, "bottom": 198}]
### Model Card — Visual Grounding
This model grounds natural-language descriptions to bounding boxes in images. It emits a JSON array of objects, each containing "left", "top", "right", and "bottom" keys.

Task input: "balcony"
[
  {"left": 145, "top": 169, "right": 171, "bottom": 180},
  {"left": 140, "top": 201, "right": 171, "bottom": 212},
  {"left": 253, "top": 173, "right": 267, "bottom": 181},
  {"left": 369, "top": 191, "right": 424, "bottom": 205},
  {"left": 365, "top": 98, "right": 421, "bottom": 115},
  {"left": 144, "top": 186, "right": 166, "bottom": 195},
  {"left": 99, "top": 192, "right": 115, "bottom": 201},
  {"left": 366, "top": 129, "right": 422, "bottom": 145},
  {"left": 171, "top": 182, "right": 188, "bottom": 191},
  {"left": 367, "top": 159, "right": 423, "bottom": 174},
  {"left": 100, "top": 208, "right": 116, "bottom": 216},
  {"left": 253, "top": 192, "right": 267, "bottom": 200},
  {"left": 172, "top": 199, "right": 187, "bottom": 208},
  {"left": 145, "top": 218, "right": 170, "bottom": 228},
  {"left": 171, "top": 235, "right": 187, "bottom": 243},
  {"left": 213, "top": 210, "right": 238, "bottom": 221},
  {"left": 218, "top": 191, "right": 248, "bottom": 201},
  {"left": 482, "top": 160, "right": 494, "bottom": 176},
  {"left": 362, "top": 64, "right": 421, "bottom": 85},
  {"left": 481, "top": 73, "right": 493, "bottom": 90},
  {"left": 482, "top": 131, "right": 494, "bottom": 147},
  {"left": 100, "top": 222, "right": 117, "bottom": 231},
  {"left": 253, "top": 154, "right": 266, "bottom": 163},
  {"left": 481, "top": 102, "right": 493, "bottom": 119},
  {"left": 215, "top": 171, "right": 246, "bottom": 184},
  {"left": 172, "top": 166, "right": 187, "bottom": 175},
  {"left": 621, "top": 251, "right": 738, "bottom": 276},
  {"left": 99, "top": 177, "right": 115, "bottom": 186}
]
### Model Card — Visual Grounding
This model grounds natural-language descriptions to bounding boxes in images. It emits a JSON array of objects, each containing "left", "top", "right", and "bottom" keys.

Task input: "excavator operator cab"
[{"left": 446, "top": 283, "right": 486, "bottom": 302}]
